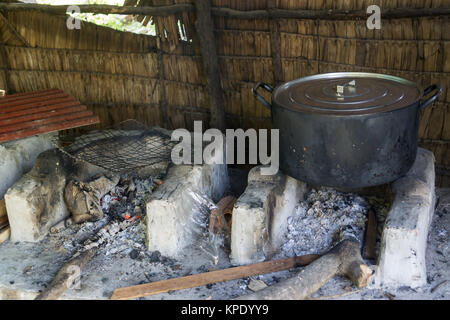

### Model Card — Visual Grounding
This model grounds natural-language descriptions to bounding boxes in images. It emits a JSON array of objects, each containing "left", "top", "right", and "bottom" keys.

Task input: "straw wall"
[{"left": 0, "top": 0, "right": 449, "bottom": 186}]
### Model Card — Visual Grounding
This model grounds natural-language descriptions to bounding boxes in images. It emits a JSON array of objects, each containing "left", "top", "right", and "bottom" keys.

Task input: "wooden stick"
[
  {"left": 431, "top": 280, "right": 448, "bottom": 293},
  {"left": 236, "top": 239, "right": 372, "bottom": 300},
  {"left": 209, "top": 196, "right": 236, "bottom": 235},
  {"left": 34, "top": 219, "right": 121, "bottom": 300},
  {"left": 0, "top": 198, "right": 6, "bottom": 218},
  {"left": 0, "top": 3, "right": 448, "bottom": 20},
  {"left": 213, "top": 7, "right": 450, "bottom": 20},
  {"left": 35, "top": 248, "right": 97, "bottom": 300},
  {"left": 0, "top": 225, "right": 10, "bottom": 244},
  {"left": 110, "top": 254, "right": 320, "bottom": 300},
  {"left": 194, "top": 0, "right": 226, "bottom": 131},
  {"left": 363, "top": 209, "right": 377, "bottom": 260},
  {"left": 0, "top": 214, "right": 8, "bottom": 229},
  {"left": 0, "top": 13, "right": 29, "bottom": 47}
]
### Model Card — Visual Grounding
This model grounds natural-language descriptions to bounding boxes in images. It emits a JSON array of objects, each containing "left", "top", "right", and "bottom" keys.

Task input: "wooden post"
[
  {"left": 0, "top": 27, "right": 10, "bottom": 93},
  {"left": 268, "top": 0, "right": 283, "bottom": 86},
  {"left": 156, "top": 39, "right": 170, "bottom": 129},
  {"left": 194, "top": 0, "right": 226, "bottom": 131}
]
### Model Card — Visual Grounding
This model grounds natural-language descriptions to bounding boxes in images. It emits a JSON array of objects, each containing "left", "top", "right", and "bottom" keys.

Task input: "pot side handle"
[
  {"left": 420, "top": 84, "right": 442, "bottom": 111},
  {"left": 252, "top": 82, "right": 273, "bottom": 110}
]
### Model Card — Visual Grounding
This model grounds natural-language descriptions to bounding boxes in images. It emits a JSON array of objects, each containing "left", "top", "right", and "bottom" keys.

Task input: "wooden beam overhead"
[{"left": 0, "top": 3, "right": 448, "bottom": 20}]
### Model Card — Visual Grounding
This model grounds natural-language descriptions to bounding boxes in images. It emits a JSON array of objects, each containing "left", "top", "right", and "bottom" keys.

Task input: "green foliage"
[{"left": 35, "top": 0, "right": 156, "bottom": 35}]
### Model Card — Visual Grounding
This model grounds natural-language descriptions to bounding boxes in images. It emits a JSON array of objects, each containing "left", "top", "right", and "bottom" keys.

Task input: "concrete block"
[
  {"left": 145, "top": 163, "right": 228, "bottom": 258},
  {"left": 5, "top": 149, "right": 73, "bottom": 242},
  {"left": 0, "top": 134, "right": 55, "bottom": 199},
  {"left": 230, "top": 167, "right": 307, "bottom": 265},
  {"left": 373, "top": 148, "right": 436, "bottom": 288}
]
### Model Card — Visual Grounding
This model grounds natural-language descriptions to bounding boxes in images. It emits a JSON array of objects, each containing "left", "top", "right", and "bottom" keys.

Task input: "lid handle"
[{"left": 336, "top": 80, "right": 356, "bottom": 97}]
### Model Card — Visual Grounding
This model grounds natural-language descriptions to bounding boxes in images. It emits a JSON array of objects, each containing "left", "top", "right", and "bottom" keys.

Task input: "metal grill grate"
[{"left": 64, "top": 128, "right": 177, "bottom": 173}]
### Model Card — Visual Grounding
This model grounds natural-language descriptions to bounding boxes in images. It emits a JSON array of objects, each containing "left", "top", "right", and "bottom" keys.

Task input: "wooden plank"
[
  {"left": 0, "top": 89, "right": 99, "bottom": 143},
  {"left": 0, "top": 92, "right": 69, "bottom": 109},
  {"left": 0, "top": 109, "right": 92, "bottom": 133},
  {"left": 0, "top": 101, "right": 80, "bottom": 120},
  {"left": 0, "top": 226, "right": 10, "bottom": 244},
  {"left": 0, "top": 88, "right": 60, "bottom": 103},
  {"left": 0, "top": 115, "right": 99, "bottom": 143},
  {"left": 0, "top": 198, "right": 6, "bottom": 218},
  {"left": 110, "top": 254, "right": 320, "bottom": 300},
  {"left": 0, "top": 105, "right": 86, "bottom": 126},
  {"left": 0, "top": 214, "right": 7, "bottom": 228}
]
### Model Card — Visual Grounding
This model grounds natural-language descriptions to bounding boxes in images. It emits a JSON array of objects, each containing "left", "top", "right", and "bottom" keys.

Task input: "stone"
[
  {"left": 373, "top": 148, "right": 436, "bottom": 289},
  {"left": 129, "top": 249, "right": 139, "bottom": 260},
  {"left": 149, "top": 251, "right": 161, "bottom": 263},
  {"left": 230, "top": 166, "right": 307, "bottom": 265},
  {"left": 145, "top": 162, "right": 229, "bottom": 258},
  {"left": 64, "top": 174, "right": 119, "bottom": 224},
  {"left": 5, "top": 149, "right": 106, "bottom": 242},
  {"left": 0, "top": 133, "right": 55, "bottom": 199},
  {"left": 5, "top": 149, "right": 73, "bottom": 242}
]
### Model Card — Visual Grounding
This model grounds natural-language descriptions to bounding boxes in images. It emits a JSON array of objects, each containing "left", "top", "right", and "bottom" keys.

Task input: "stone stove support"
[
  {"left": 5, "top": 149, "right": 106, "bottom": 242},
  {"left": 231, "top": 148, "right": 436, "bottom": 289},
  {"left": 0, "top": 134, "right": 55, "bottom": 199},
  {"left": 230, "top": 167, "right": 307, "bottom": 265},
  {"left": 373, "top": 148, "right": 436, "bottom": 288},
  {"left": 145, "top": 163, "right": 228, "bottom": 258}
]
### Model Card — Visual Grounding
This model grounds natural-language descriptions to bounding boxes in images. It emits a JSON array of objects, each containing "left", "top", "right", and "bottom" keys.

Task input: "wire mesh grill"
[{"left": 63, "top": 127, "right": 176, "bottom": 173}]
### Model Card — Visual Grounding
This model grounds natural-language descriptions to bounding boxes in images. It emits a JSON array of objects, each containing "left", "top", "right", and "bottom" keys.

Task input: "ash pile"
[{"left": 278, "top": 187, "right": 390, "bottom": 259}]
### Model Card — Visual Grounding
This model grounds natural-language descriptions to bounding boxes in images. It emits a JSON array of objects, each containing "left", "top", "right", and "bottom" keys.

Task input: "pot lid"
[{"left": 273, "top": 72, "right": 423, "bottom": 115}]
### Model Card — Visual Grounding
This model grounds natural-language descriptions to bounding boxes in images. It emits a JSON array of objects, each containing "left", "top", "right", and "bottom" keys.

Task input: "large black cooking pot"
[{"left": 252, "top": 72, "right": 441, "bottom": 189}]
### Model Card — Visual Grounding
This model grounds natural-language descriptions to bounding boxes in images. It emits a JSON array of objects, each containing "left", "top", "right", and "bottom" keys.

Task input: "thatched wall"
[{"left": 0, "top": 0, "right": 449, "bottom": 186}]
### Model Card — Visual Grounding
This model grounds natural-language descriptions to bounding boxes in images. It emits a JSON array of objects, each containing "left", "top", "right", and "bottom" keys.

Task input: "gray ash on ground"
[
  {"left": 278, "top": 187, "right": 390, "bottom": 258},
  {"left": 48, "top": 171, "right": 168, "bottom": 260}
]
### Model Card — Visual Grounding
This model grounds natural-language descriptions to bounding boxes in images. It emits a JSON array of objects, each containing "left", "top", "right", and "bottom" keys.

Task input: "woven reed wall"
[{"left": 0, "top": 0, "right": 449, "bottom": 186}]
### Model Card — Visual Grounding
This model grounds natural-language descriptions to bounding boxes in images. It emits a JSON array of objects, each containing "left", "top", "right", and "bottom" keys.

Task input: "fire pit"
[
  {"left": 231, "top": 147, "right": 436, "bottom": 290},
  {"left": 0, "top": 126, "right": 446, "bottom": 299}
]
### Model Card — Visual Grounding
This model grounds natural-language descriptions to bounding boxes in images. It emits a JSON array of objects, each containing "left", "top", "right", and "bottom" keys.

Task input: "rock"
[
  {"left": 247, "top": 278, "right": 268, "bottom": 292},
  {"left": 149, "top": 251, "right": 161, "bottom": 263},
  {"left": 64, "top": 174, "right": 119, "bottom": 224},
  {"left": 129, "top": 249, "right": 139, "bottom": 260}
]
